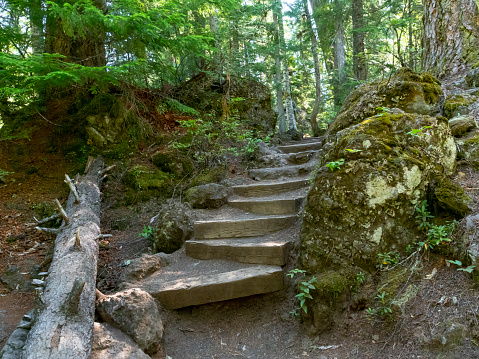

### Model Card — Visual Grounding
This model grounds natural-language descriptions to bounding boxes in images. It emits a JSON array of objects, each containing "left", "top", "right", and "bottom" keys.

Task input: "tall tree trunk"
[
  {"left": 408, "top": 0, "right": 414, "bottom": 69},
  {"left": 423, "top": 0, "right": 479, "bottom": 79},
  {"left": 276, "top": 0, "right": 297, "bottom": 131},
  {"left": 304, "top": 0, "right": 322, "bottom": 136},
  {"left": 273, "top": 3, "right": 286, "bottom": 134},
  {"left": 352, "top": 0, "right": 367, "bottom": 80},
  {"left": 45, "top": 0, "right": 106, "bottom": 67},
  {"left": 29, "top": 0, "right": 44, "bottom": 54}
]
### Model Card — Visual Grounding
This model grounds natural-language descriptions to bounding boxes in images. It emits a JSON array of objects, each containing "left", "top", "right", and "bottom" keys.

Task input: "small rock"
[
  {"left": 96, "top": 288, "right": 164, "bottom": 355},
  {"left": 31, "top": 279, "right": 44, "bottom": 286},
  {"left": 91, "top": 322, "right": 150, "bottom": 359},
  {"left": 120, "top": 253, "right": 169, "bottom": 284},
  {"left": 372, "top": 334, "right": 379, "bottom": 341},
  {"left": 185, "top": 183, "right": 232, "bottom": 209}
]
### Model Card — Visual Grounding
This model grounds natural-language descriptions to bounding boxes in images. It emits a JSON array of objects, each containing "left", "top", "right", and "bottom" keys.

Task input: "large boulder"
[
  {"left": 91, "top": 323, "right": 150, "bottom": 359},
  {"left": 151, "top": 149, "right": 193, "bottom": 177},
  {"left": 327, "top": 68, "right": 442, "bottom": 135},
  {"left": 301, "top": 113, "right": 456, "bottom": 273},
  {"left": 185, "top": 183, "right": 232, "bottom": 209},
  {"left": 434, "top": 177, "right": 473, "bottom": 216},
  {"left": 449, "top": 115, "right": 477, "bottom": 136},
  {"left": 151, "top": 202, "right": 193, "bottom": 253},
  {"left": 458, "top": 130, "right": 479, "bottom": 169},
  {"left": 120, "top": 253, "right": 169, "bottom": 284},
  {"left": 96, "top": 289, "right": 164, "bottom": 355}
]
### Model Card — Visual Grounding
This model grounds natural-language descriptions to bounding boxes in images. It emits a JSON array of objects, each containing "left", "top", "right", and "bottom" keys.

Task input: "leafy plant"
[
  {"left": 139, "top": 225, "right": 154, "bottom": 239},
  {"left": 378, "top": 251, "right": 400, "bottom": 266},
  {"left": 447, "top": 260, "right": 475, "bottom": 273},
  {"left": 407, "top": 126, "right": 432, "bottom": 138},
  {"left": 415, "top": 200, "right": 434, "bottom": 231},
  {"left": 325, "top": 158, "right": 345, "bottom": 171},
  {"left": 288, "top": 269, "right": 317, "bottom": 314},
  {"left": 366, "top": 291, "right": 392, "bottom": 319},
  {"left": 0, "top": 168, "right": 12, "bottom": 182}
]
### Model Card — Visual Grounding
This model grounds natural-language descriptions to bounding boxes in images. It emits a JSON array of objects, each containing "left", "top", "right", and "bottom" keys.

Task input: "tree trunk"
[
  {"left": 22, "top": 157, "right": 105, "bottom": 359},
  {"left": 352, "top": 0, "right": 367, "bottom": 80},
  {"left": 29, "top": 0, "right": 44, "bottom": 55},
  {"left": 273, "top": 4, "right": 285, "bottom": 134},
  {"left": 423, "top": 0, "right": 479, "bottom": 79},
  {"left": 45, "top": 0, "right": 106, "bottom": 67},
  {"left": 276, "top": 0, "right": 297, "bottom": 132},
  {"left": 304, "top": 0, "right": 322, "bottom": 136}
]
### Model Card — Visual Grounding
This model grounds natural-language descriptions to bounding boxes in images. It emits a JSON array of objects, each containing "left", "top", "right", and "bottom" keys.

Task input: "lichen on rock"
[{"left": 434, "top": 177, "right": 473, "bottom": 216}]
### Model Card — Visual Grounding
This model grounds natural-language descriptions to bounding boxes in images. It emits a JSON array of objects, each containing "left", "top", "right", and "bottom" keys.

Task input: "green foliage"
[
  {"left": 139, "top": 225, "right": 154, "bottom": 239},
  {"left": 414, "top": 200, "right": 457, "bottom": 251},
  {"left": 378, "top": 251, "right": 400, "bottom": 267},
  {"left": 288, "top": 269, "right": 317, "bottom": 315},
  {"left": 366, "top": 291, "right": 392, "bottom": 319},
  {"left": 407, "top": 126, "right": 432, "bottom": 138},
  {"left": 447, "top": 260, "right": 475, "bottom": 273},
  {"left": 325, "top": 158, "right": 345, "bottom": 171},
  {"left": 161, "top": 98, "right": 199, "bottom": 116},
  {"left": 0, "top": 168, "right": 12, "bottom": 182}
]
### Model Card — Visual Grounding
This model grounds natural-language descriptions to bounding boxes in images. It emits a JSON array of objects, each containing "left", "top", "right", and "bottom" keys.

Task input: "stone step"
[
  {"left": 282, "top": 136, "right": 322, "bottom": 145},
  {"left": 142, "top": 265, "right": 284, "bottom": 309},
  {"left": 194, "top": 215, "right": 296, "bottom": 239},
  {"left": 277, "top": 142, "right": 322, "bottom": 153},
  {"left": 185, "top": 238, "right": 291, "bottom": 266},
  {"left": 228, "top": 197, "right": 304, "bottom": 215},
  {"left": 232, "top": 179, "right": 309, "bottom": 197},
  {"left": 248, "top": 161, "right": 317, "bottom": 180},
  {"left": 286, "top": 150, "right": 318, "bottom": 165}
]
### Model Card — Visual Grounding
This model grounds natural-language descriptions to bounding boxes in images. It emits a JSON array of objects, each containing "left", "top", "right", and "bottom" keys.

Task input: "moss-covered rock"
[
  {"left": 151, "top": 149, "right": 193, "bottom": 177},
  {"left": 123, "top": 165, "right": 173, "bottom": 192},
  {"left": 434, "top": 177, "right": 473, "bottom": 216},
  {"left": 301, "top": 113, "right": 456, "bottom": 273},
  {"left": 185, "top": 183, "right": 232, "bottom": 209},
  {"left": 458, "top": 130, "right": 479, "bottom": 169},
  {"left": 327, "top": 68, "right": 442, "bottom": 136},
  {"left": 443, "top": 94, "right": 476, "bottom": 119},
  {"left": 188, "top": 167, "right": 227, "bottom": 188},
  {"left": 449, "top": 115, "right": 477, "bottom": 137},
  {"left": 152, "top": 202, "right": 193, "bottom": 253}
]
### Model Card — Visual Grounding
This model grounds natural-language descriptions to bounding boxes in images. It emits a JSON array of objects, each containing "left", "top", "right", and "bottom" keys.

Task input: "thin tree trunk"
[
  {"left": 423, "top": 0, "right": 479, "bottom": 79},
  {"left": 273, "top": 5, "right": 286, "bottom": 134},
  {"left": 29, "top": 0, "right": 44, "bottom": 55},
  {"left": 22, "top": 157, "right": 105, "bottom": 359},
  {"left": 352, "top": 0, "right": 367, "bottom": 80},
  {"left": 276, "top": 0, "right": 297, "bottom": 131},
  {"left": 304, "top": 0, "right": 322, "bottom": 136}
]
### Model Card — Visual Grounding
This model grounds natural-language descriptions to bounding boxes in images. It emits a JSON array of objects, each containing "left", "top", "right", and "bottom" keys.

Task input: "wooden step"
[
  {"left": 228, "top": 197, "right": 304, "bottom": 215},
  {"left": 185, "top": 238, "right": 291, "bottom": 266},
  {"left": 248, "top": 162, "right": 317, "bottom": 180},
  {"left": 194, "top": 215, "right": 296, "bottom": 239},
  {"left": 142, "top": 266, "right": 284, "bottom": 309},
  {"left": 277, "top": 142, "right": 322, "bottom": 153},
  {"left": 232, "top": 179, "right": 309, "bottom": 197}
]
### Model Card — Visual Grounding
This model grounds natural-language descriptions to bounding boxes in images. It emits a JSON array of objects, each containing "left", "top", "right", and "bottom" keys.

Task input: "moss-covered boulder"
[
  {"left": 152, "top": 202, "right": 193, "bottom": 253},
  {"left": 151, "top": 149, "right": 193, "bottom": 177},
  {"left": 78, "top": 94, "right": 128, "bottom": 148},
  {"left": 458, "top": 131, "right": 479, "bottom": 169},
  {"left": 301, "top": 113, "right": 456, "bottom": 273},
  {"left": 123, "top": 165, "right": 173, "bottom": 192},
  {"left": 327, "top": 68, "right": 442, "bottom": 135},
  {"left": 443, "top": 94, "right": 477, "bottom": 119},
  {"left": 449, "top": 115, "right": 477, "bottom": 137},
  {"left": 434, "top": 177, "right": 473, "bottom": 216}
]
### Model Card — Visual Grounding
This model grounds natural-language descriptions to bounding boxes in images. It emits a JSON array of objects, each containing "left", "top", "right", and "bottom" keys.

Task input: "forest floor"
[{"left": 2, "top": 125, "right": 479, "bottom": 358}]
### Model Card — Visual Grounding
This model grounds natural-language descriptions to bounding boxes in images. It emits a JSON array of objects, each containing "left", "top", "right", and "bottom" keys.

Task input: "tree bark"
[
  {"left": 22, "top": 157, "right": 104, "bottom": 359},
  {"left": 423, "top": 0, "right": 479, "bottom": 79},
  {"left": 352, "top": 0, "right": 367, "bottom": 80},
  {"left": 45, "top": 0, "right": 106, "bottom": 67},
  {"left": 304, "top": 0, "right": 322, "bottom": 136},
  {"left": 276, "top": 0, "right": 297, "bottom": 132},
  {"left": 29, "top": 0, "right": 44, "bottom": 55},
  {"left": 273, "top": 3, "right": 286, "bottom": 134}
]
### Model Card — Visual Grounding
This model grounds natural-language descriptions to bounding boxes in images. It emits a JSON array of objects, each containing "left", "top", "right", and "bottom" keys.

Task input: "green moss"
[
  {"left": 188, "top": 166, "right": 227, "bottom": 188},
  {"left": 313, "top": 270, "right": 356, "bottom": 304},
  {"left": 444, "top": 95, "right": 471, "bottom": 119},
  {"left": 151, "top": 150, "right": 193, "bottom": 177},
  {"left": 123, "top": 165, "right": 173, "bottom": 192},
  {"left": 434, "top": 177, "right": 473, "bottom": 216}
]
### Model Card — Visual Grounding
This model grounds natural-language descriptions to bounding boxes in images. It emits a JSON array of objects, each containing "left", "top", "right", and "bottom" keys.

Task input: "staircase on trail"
[{"left": 136, "top": 138, "right": 322, "bottom": 309}]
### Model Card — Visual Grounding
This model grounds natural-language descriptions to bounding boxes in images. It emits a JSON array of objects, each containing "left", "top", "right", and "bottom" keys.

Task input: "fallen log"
[{"left": 22, "top": 157, "right": 105, "bottom": 359}]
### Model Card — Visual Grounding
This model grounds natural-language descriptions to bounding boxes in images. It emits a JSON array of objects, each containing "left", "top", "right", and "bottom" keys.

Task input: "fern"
[{"left": 164, "top": 98, "right": 199, "bottom": 116}]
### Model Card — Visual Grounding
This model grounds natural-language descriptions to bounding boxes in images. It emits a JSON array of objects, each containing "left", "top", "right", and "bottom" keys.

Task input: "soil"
[{"left": 2, "top": 112, "right": 479, "bottom": 358}]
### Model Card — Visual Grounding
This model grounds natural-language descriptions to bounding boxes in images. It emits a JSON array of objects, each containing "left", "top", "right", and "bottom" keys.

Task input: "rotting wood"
[
  {"left": 22, "top": 156, "right": 104, "bottom": 359},
  {"left": 31, "top": 213, "right": 61, "bottom": 226},
  {"left": 99, "top": 164, "right": 115, "bottom": 176},
  {"left": 74, "top": 228, "right": 81, "bottom": 250}
]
